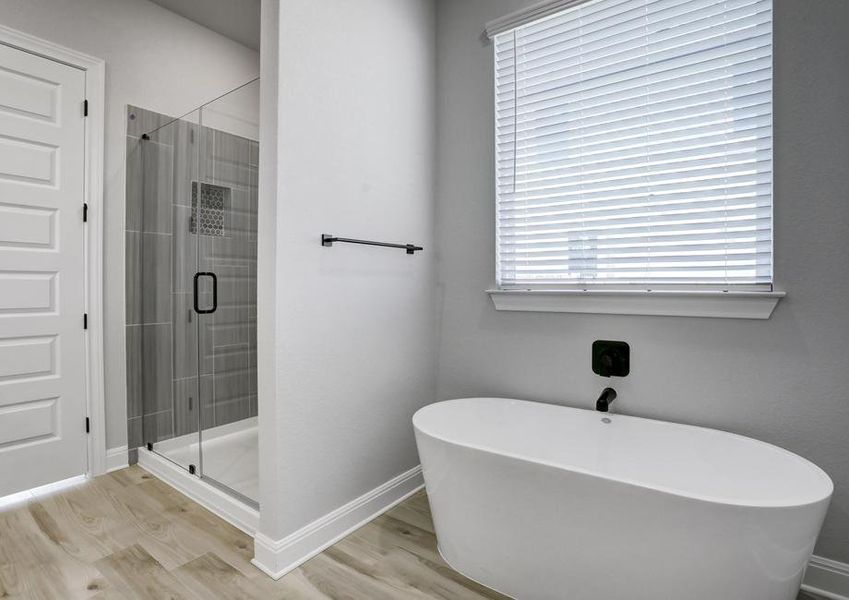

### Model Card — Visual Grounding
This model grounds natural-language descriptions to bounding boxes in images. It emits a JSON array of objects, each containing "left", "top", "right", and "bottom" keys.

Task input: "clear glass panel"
[
  {"left": 141, "top": 108, "right": 202, "bottom": 472},
  {"left": 196, "top": 80, "right": 259, "bottom": 505},
  {"left": 136, "top": 80, "right": 258, "bottom": 503}
]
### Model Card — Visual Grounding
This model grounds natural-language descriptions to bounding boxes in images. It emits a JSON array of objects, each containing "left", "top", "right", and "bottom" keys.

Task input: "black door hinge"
[
  {"left": 188, "top": 464, "right": 197, "bottom": 475},
  {"left": 83, "top": 203, "right": 88, "bottom": 222},
  {"left": 85, "top": 417, "right": 90, "bottom": 433},
  {"left": 83, "top": 99, "right": 88, "bottom": 117},
  {"left": 83, "top": 313, "right": 88, "bottom": 329}
]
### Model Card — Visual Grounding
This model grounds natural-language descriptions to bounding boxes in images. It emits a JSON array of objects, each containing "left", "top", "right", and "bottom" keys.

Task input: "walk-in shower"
[{"left": 125, "top": 79, "right": 259, "bottom": 509}]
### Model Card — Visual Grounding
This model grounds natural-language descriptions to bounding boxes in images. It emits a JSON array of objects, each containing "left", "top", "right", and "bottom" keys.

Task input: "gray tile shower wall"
[{"left": 125, "top": 106, "right": 258, "bottom": 457}]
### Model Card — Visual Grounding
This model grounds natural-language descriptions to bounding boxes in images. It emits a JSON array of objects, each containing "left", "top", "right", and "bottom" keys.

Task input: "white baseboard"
[
  {"left": 105, "top": 446, "right": 129, "bottom": 473},
  {"left": 137, "top": 447, "right": 259, "bottom": 536},
  {"left": 251, "top": 465, "right": 424, "bottom": 579},
  {"left": 803, "top": 555, "right": 849, "bottom": 600}
]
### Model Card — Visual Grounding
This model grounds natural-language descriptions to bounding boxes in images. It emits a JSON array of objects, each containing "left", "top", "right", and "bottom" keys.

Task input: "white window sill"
[{"left": 487, "top": 289, "right": 785, "bottom": 320}]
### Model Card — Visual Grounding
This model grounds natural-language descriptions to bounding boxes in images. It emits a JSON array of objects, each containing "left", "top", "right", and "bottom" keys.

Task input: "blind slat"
[
  {"left": 497, "top": 108, "right": 771, "bottom": 157},
  {"left": 499, "top": 215, "right": 773, "bottom": 241},
  {"left": 501, "top": 229, "right": 771, "bottom": 249},
  {"left": 499, "top": 127, "right": 772, "bottom": 178},
  {"left": 502, "top": 242, "right": 773, "bottom": 260},
  {"left": 508, "top": 9, "right": 770, "bottom": 86},
  {"left": 499, "top": 0, "right": 769, "bottom": 75},
  {"left": 498, "top": 120, "right": 771, "bottom": 172},
  {"left": 498, "top": 173, "right": 773, "bottom": 210}
]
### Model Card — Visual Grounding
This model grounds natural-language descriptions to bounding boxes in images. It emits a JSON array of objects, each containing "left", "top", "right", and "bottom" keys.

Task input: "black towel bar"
[{"left": 321, "top": 234, "right": 423, "bottom": 255}]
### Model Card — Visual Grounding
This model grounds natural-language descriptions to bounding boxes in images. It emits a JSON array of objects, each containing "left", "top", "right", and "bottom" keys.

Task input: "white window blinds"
[{"left": 494, "top": 0, "right": 773, "bottom": 290}]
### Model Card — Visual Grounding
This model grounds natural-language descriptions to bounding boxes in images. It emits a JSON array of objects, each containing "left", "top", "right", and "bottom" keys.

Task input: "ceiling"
[{"left": 149, "top": 0, "right": 261, "bottom": 51}]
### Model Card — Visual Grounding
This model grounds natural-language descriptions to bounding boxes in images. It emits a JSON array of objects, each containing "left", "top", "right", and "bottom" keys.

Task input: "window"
[{"left": 493, "top": 0, "right": 773, "bottom": 292}]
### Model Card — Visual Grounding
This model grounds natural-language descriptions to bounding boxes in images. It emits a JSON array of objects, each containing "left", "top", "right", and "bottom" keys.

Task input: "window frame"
[{"left": 487, "top": 0, "right": 782, "bottom": 317}]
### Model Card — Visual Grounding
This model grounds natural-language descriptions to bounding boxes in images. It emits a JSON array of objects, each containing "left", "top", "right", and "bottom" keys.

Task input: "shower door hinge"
[
  {"left": 83, "top": 99, "right": 88, "bottom": 117},
  {"left": 83, "top": 313, "right": 88, "bottom": 329},
  {"left": 188, "top": 464, "right": 196, "bottom": 475},
  {"left": 83, "top": 203, "right": 88, "bottom": 222},
  {"left": 85, "top": 417, "right": 90, "bottom": 434}
]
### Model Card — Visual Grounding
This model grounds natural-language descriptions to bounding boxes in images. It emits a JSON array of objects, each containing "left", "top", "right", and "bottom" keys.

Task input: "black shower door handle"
[{"left": 193, "top": 272, "right": 217, "bottom": 314}]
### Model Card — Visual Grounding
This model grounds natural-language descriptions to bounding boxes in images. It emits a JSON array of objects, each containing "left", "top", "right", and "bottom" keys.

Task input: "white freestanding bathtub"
[{"left": 413, "top": 398, "right": 832, "bottom": 600}]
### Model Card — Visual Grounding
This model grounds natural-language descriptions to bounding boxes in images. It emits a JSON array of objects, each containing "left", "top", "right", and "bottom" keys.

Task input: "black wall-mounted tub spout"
[{"left": 596, "top": 388, "right": 617, "bottom": 412}]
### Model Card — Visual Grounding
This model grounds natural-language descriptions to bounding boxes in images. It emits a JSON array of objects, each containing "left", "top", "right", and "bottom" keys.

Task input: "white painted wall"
[
  {"left": 258, "top": 0, "right": 436, "bottom": 543},
  {"left": 0, "top": 0, "right": 259, "bottom": 451},
  {"left": 434, "top": 0, "right": 849, "bottom": 564},
  {"left": 201, "top": 81, "right": 260, "bottom": 142},
  {"left": 148, "top": 0, "right": 261, "bottom": 51},
  {"left": 256, "top": 0, "right": 285, "bottom": 541}
]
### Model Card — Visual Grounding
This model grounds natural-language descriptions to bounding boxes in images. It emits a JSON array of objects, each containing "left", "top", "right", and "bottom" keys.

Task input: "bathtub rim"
[{"left": 414, "top": 397, "right": 834, "bottom": 510}]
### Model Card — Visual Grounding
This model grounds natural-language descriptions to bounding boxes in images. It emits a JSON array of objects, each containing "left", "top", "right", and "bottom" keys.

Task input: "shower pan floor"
[{"left": 154, "top": 417, "right": 258, "bottom": 503}]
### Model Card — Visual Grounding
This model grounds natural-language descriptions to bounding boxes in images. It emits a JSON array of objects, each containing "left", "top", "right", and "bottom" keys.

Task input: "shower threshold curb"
[{"left": 138, "top": 446, "right": 259, "bottom": 536}]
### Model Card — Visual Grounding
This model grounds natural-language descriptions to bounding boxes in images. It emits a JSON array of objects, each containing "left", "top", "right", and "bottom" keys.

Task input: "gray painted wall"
[
  {"left": 259, "top": 0, "right": 437, "bottom": 539},
  {"left": 434, "top": 0, "right": 849, "bottom": 562}
]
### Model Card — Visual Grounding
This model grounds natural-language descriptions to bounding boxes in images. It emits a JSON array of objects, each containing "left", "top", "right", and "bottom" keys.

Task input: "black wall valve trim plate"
[{"left": 592, "top": 340, "right": 630, "bottom": 378}]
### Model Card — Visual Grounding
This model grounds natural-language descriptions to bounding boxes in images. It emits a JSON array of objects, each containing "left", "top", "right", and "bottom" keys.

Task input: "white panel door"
[{"left": 0, "top": 43, "right": 88, "bottom": 496}]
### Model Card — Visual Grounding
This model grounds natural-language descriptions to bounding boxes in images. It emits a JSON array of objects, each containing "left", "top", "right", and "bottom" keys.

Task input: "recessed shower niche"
[
  {"left": 124, "top": 79, "right": 259, "bottom": 506},
  {"left": 191, "top": 182, "right": 229, "bottom": 237}
]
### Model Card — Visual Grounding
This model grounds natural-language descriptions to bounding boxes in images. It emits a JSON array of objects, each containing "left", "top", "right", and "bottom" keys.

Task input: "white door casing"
[{"left": 0, "top": 42, "right": 88, "bottom": 496}]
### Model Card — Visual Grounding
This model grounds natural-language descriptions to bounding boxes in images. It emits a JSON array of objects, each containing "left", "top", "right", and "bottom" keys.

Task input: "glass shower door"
[
  {"left": 135, "top": 82, "right": 258, "bottom": 505},
  {"left": 194, "top": 81, "right": 259, "bottom": 505}
]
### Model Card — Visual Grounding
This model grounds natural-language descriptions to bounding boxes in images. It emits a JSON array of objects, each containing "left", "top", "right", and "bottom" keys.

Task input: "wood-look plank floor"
[{"left": 0, "top": 466, "right": 826, "bottom": 599}]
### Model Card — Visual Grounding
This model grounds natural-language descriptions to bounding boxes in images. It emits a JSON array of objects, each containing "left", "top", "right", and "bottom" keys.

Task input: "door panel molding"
[{"left": 0, "top": 24, "right": 106, "bottom": 478}]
